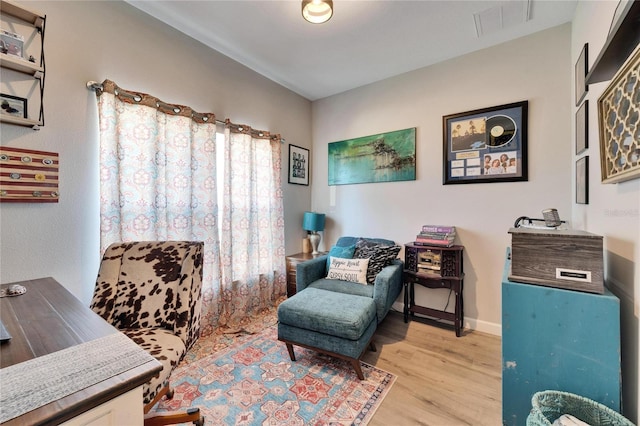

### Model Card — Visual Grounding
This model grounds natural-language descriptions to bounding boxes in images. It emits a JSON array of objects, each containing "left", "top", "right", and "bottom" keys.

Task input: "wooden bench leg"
[
  {"left": 279, "top": 336, "right": 375, "bottom": 381},
  {"left": 351, "top": 359, "right": 365, "bottom": 380},
  {"left": 286, "top": 342, "right": 296, "bottom": 361}
]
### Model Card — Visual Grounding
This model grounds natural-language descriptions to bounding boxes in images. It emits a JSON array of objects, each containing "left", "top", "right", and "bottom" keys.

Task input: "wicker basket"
[{"left": 526, "top": 391, "right": 634, "bottom": 426}]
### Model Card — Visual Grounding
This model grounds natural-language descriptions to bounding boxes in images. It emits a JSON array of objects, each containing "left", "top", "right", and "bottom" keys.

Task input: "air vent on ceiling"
[{"left": 474, "top": 0, "right": 532, "bottom": 38}]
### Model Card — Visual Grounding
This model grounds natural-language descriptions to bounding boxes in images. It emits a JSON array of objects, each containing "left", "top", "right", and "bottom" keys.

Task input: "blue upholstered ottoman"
[{"left": 277, "top": 287, "right": 377, "bottom": 379}]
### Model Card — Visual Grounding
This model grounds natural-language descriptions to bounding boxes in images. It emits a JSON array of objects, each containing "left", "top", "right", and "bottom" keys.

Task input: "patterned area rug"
[{"left": 153, "top": 322, "right": 396, "bottom": 425}]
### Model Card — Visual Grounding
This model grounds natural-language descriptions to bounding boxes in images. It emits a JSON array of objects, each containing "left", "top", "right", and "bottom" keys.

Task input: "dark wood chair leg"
[
  {"left": 351, "top": 359, "right": 365, "bottom": 380},
  {"left": 369, "top": 341, "right": 377, "bottom": 352},
  {"left": 286, "top": 342, "right": 296, "bottom": 361}
]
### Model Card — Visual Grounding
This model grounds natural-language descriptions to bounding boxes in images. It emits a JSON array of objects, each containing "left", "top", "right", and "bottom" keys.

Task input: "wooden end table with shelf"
[
  {"left": 285, "top": 252, "right": 326, "bottom": 297},
  {"left": 403, "top": 243, "right": 465, "bottom": 336}
]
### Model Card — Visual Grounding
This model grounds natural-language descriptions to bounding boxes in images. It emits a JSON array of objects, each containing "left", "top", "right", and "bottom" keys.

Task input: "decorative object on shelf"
[
  {"left": 301, "top": 0, "right": 333, "bottom": 24},
  {"left": 576, "top": 156, "right": 589, "bottom": 205},
  {"left": 288, "top": 144, "right": 309, "bottom": 186},
  {"left": 598, "top": 44, "right": 640, "bottom": 184},
  {"left": 0, "top": 29, "right": 23, "bottom": 59},
  {"left": 302, "top": 211, "right": 325, "bottom": 254},
  {"left": 443, "top": 101, "right": 528, "bottom": 185},
  {"left": 0, "top": 93, "right": 27, "bottom": 118},
  {"left": 328, "top": 127, "right": 416, "bottom": 185},
  {"left": 575, "top": 43, "right": 589, "bottom": 106},
  {"left": 0, "top": 146, "right": 59, "bottom": 203},
  {"left": 575, "top": 100, "right": 588, "bottom": 155}
]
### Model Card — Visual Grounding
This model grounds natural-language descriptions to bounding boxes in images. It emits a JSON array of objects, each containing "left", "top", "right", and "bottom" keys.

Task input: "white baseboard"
[
  {"left": 390, "top": 301, "right": 502, "bottom": 337},
  {"left": 465, "top": 317, "right": 501, "bottom": 336}
]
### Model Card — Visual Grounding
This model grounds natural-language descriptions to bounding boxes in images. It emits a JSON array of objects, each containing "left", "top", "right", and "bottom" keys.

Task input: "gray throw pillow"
[{"left": 354, "top": 238, "right": 401, "bottom": 284}]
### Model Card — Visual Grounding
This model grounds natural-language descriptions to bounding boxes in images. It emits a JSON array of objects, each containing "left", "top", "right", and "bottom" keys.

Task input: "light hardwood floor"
[{"left": 362, "top": 311, "right": 502, "bottom": 426}]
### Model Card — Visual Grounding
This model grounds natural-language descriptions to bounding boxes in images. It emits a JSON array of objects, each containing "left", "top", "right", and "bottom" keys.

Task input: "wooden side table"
[
  {"left": 285, "top": 252, "right": 326, "bottom": 297},
  {"left": 403, "top": 243, "right": 465, "bottom": 336}
]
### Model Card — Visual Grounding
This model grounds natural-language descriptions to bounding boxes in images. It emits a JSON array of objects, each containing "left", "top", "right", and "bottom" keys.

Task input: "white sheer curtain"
[{"left": 95, "top": 80, "right": 285, "bottom": 334}]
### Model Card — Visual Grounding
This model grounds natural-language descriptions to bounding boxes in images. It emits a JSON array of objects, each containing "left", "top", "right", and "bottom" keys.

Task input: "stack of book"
[{"left": 415, "top": 225, "right": 456, "bottom": 247}]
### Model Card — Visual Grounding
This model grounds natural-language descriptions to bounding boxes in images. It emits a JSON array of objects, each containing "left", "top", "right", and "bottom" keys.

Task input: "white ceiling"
[{"left": 127, "top": 0, "right": 578, "bottom": 101}]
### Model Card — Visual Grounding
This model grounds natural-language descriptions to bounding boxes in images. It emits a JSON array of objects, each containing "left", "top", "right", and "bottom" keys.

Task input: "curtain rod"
[
  {"left": 86, "top": 81, "right": 228, "bottom": 126},
  {"left": 86, "top": 81, "right": 285, "bottom": 143}
]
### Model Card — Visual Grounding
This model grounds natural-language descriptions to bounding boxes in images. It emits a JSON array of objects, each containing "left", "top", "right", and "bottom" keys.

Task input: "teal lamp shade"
[
  {"left": 302, "top": 212, "right": 325, "bottom": 232},
  {"left": 303, "top": 211, "right": 325, "bottom": 254}
]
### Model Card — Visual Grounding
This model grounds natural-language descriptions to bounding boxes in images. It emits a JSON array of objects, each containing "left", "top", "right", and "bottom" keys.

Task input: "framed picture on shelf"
[
  {"left": 575, "top": 100, "right": 588, "bottom": 155},
  {"left": 288, "top": 144, "right": 309, "bottom": 186},
  {"left": 0, "top": 29, "right": 24, "bottom": 59},
  {"left": 576, "top": 156, "right": 589, "bottom": 204},
  {"left": 442, "top": 101, "right": 528, "bottom": 185},
  {"left": 0, "top": 93, "right": 27, "bottom": 118},
  {"left": 598, "top": 44, "right": 640, "bottom": 184},
  {"left": 575, "top": 43, "right": 589, "bottom": 106}
]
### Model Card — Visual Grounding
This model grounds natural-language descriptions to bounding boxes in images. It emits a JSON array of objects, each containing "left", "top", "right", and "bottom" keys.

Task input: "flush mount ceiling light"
[{"left": 302, "top": 0, "right": 333, "bottom": 24}]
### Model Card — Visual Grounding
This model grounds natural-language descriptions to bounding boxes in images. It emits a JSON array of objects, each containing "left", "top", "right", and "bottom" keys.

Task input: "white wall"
[
  {"left": 572, "top": 2, "right": 640, "bottom": 422},
  {"left": 2, "top": 1, "right": 638, "bottom": 421},
  {"left": 0, "top": 1, "right": 312, "bottom": 303},
  {"left": 311, "top": 25, "right": 572, "bottom": 335}
]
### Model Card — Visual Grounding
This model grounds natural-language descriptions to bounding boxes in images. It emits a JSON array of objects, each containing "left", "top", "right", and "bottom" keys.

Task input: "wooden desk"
[{"left": 0, "top": 277, "right": 162, "bottom": 425}]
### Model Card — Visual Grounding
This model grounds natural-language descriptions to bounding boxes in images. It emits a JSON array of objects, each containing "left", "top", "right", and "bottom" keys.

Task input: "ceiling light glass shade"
[{"left": 302, "top": 0, "right": 333, "bottom": 24}]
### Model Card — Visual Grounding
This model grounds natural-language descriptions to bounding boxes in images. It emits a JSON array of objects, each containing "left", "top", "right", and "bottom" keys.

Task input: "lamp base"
[{"left": 309, "top": 233, "right": 321, "bottom": 255}]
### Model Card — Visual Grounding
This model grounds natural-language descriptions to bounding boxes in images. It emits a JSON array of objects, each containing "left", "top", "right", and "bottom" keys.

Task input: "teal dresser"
[{"left": 502, "top": 249, "right": 621, "bottom": 425}]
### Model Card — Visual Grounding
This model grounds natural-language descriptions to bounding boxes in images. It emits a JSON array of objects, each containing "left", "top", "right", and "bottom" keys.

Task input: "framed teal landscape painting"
[{"left": 328, "top": 128, "right": 416, "bottom": 185}]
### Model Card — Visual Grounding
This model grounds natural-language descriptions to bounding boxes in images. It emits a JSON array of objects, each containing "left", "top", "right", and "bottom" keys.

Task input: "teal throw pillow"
[{"left": 326, "top": 244, "right": 356, "bottom": 270}]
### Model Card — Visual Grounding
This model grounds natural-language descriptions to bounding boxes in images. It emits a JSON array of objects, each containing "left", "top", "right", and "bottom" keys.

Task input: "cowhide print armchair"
[{"left": 91, "top": 241, "right": 204, "bottom": 426}]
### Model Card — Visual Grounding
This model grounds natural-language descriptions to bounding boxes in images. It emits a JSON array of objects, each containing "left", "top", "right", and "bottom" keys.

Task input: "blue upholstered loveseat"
[{"left": 296, "top": 236, "right": 403, "bottom": 324}]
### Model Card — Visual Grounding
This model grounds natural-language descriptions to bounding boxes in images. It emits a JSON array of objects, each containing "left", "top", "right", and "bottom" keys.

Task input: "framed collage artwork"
[{"left": 443, "top": 101, "right": 528, "bottom": 185}]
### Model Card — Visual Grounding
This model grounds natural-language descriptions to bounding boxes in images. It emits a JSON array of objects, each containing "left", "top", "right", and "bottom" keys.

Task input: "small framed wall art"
[
  {"left": 443, "top": 101, "right": 528, "bottom": 184},
  {"left": 575, "top": 43, "right": 589, "bottom": 106},
  {"left": 288, "top": 144, "right": 309, "bottom": 186},
  {"left": 0, "top": 93, "right": 27, "bottom": 119},
  {"left": 575, "top": 100, "right": 588, "bottom": 155},
  {"left": 576, "top": 156, "right": 589, "bottom": 205}
]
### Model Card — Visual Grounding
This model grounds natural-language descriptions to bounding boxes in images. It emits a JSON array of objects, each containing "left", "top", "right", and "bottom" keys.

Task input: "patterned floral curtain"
[
  {"left": 95, "top": 80, "right": 285, "bottom": 334},
  {"left": 215, "top": 120, "right": 287, "bottom": 328}
]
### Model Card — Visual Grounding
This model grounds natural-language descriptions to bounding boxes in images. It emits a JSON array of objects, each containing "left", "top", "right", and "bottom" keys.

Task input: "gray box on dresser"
[{"left": 508, "top": 227, "right": 604, "bottom": 294}]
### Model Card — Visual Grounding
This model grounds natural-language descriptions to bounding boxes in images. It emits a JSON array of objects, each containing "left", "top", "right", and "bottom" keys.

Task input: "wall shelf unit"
[
  {"left": 0, "top": 53, "right": 43, "bottom": 77},
  {"left": 586, "top": 0, "right": 640, "bottom": 84},
  {"left": 0, "top": 0, "right": 46, "bottom": 129}
]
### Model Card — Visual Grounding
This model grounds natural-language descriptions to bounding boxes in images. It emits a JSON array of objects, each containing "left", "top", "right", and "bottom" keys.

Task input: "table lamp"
[{"left": 302, "top": 211, "right": 325, "bottom": 254}]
